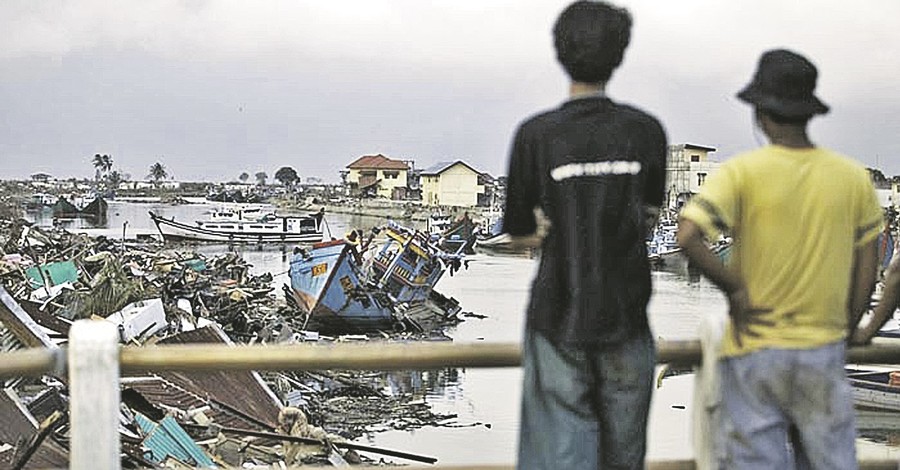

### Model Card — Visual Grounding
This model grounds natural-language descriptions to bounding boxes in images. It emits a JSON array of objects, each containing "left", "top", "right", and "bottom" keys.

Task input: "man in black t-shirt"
[{"left": 503, "top": 2, "right": 667, "bottom": 469}]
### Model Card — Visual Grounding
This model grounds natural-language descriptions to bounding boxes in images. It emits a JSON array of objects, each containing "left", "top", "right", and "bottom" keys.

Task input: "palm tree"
[
  {"left": 255, "top": 171, "right": 268, "bottom": 186},
  {"left": 239, "top": 172, "right": 250, "bottom": 183},
  {"left": 106, "top": 171, "right": 124, "bottom": 192},
  {"left": 148, "top": 162, "right": 168, "bottom": 190},
  {"left": 92, "top": 154, "right": 113, "bottom": 181}
]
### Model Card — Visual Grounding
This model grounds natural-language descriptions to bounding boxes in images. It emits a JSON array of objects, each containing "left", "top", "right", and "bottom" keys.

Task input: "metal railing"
[{"left": 1, "top": 320, "right": 899, "bottom": 469}]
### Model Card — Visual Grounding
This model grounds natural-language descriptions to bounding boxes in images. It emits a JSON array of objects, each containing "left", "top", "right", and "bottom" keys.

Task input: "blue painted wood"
[{"left": 288, "top": 226, "right": 457, "bottom": 329}]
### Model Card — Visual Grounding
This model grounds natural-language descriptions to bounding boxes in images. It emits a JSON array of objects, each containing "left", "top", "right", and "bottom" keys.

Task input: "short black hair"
[
  {"left": 553, "top": 1, "right": 632, "bottom": 83},
  {"left": 759, "top": 108, "right": 812, "bottom": 126}
]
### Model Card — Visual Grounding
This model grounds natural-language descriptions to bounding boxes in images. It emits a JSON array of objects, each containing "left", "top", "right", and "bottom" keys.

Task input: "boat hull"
[
  {"left": 847, "top": 368, "right": 900, "bottom": 412},
  {"left": 288, "top": 225, "right": 456, "bottom": 332},
  {"left": 474, "top": 233, "right": 536, "bottom": 258},
  {"left": 149, "top": 211, "right": 324, "bottom": 244},
  {"left": 289, "top": 242, "right": 394, "bottom": 331}
]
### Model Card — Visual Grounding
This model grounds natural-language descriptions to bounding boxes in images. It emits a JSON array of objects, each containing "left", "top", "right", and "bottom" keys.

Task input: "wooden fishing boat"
[
  {"left": 434, "top": 213, "right": 477, "bottom": 255},
  {"left": 846, "top": 367, "right": 900, "bottom": 412},
  {"left": 149, "top": 209, "right": 325, "bottom": 243},
  {"left": 647, "top": 225, "right": 688, "bottom": 272},
  {"left": 473, "top": 216, "right": 536, "bottom": 258},
  {"left": 288, "top": 223, "right": 460, "bottom": 331}
]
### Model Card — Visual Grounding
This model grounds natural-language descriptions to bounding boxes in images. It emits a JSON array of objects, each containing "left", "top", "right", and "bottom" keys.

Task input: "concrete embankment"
[{"left": 276, "top": 198, "right": 487, "bottom": 224}]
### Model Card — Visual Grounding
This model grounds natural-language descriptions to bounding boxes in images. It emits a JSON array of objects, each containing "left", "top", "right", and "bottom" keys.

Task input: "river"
[{"left": 25, "top": 200, "right": 900, "bottom": 465}]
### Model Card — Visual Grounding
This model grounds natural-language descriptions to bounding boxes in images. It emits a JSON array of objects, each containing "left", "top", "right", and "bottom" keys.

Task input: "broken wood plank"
[{"left": 0, "top": 286, "right": 57, "bottom": 349}]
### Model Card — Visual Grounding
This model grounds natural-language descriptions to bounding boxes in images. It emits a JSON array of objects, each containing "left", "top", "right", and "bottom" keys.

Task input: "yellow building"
[
  {"left": 420, "top": 161, "right": 484, "bottom": 207},
  {"left": 665, "top": 143, "right": 719, "bottom": 208},
  {"left": 345, "top": 154, "right": 410, "bottom": 199}
]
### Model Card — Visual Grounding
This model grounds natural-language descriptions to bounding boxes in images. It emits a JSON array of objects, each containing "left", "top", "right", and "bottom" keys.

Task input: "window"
[
  {"left": 697, "top": 173, "right": 707, "bottom": 186},
  {"left": 690, "top": 154, "right": 701, "bottom": 162}
]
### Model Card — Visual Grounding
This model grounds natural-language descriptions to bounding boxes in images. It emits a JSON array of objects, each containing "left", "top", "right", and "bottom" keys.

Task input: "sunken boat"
[{"left": 288, "top": 222, "right": 463, "bottom": 331}]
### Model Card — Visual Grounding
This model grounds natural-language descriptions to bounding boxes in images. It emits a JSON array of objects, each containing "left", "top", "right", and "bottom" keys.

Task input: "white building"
[
  {"left": 665, "top": 143, "right": 719, "bottom": 209},
  {"left": 420, "top": 160, "right": 484, "bottom": 207},
  {"left": 892, "top": 179, "right": 900, "bottom": 209}
]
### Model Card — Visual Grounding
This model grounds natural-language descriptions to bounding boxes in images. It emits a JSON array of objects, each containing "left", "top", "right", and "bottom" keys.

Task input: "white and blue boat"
[
  {"left": 846, "top": 367, "right": 900, "bottom": 412},
  {"left": 288, "top": 223, "right": 460, "bottom": 331}
]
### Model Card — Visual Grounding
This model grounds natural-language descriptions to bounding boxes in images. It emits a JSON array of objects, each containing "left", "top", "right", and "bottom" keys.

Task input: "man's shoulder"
[
  {"left": 613, "top": 101, "right": 664, "bottom": 128},
  {"left": 516, "top": 107, "right": 564, "bottom": 135},
  {"left": 517, "top": 99, "right": 663, "bottom": 135},
  {"left": 815, "top": 148, "right": 868, "bottom": 173}
]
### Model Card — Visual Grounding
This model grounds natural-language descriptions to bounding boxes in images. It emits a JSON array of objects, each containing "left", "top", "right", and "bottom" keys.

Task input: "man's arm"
[
  {"left": 644, "top": 205, "right": 660, "bottom": 236},
  {"left": 509, "top": 207, "right": 550, "bottom": 250},
  {"left": 677, "top": 219, "right": 772, "bottom": 347},
  {"left": 848, "top": 238, "right": 885, "bottom": 345},
  {"left": 677, "top": 219, "right": 743, "bottom": 296},
  {"left": 852, "top": 260, "right": 900, "bottom": 345}
]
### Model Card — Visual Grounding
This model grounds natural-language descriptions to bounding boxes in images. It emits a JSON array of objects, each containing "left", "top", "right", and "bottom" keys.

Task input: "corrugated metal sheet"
[
  {"left": 157, "top": 325, "right": 283, "bottom": 429},
  {"left": 123, "top": 375, "right": 261, "bottom": 430},
  {"left": 135, "top": 413, "right": 215, "bottom": 467}
]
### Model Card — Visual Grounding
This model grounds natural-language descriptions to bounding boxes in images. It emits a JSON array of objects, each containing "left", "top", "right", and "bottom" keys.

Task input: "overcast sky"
[{"left": 2, "top": 0, "right": 899, "bottom": 183}]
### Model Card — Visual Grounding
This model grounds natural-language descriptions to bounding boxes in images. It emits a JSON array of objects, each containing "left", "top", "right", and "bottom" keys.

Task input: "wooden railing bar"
[{"left": 3, "top": 339, "right": 900, "bottom": 377}]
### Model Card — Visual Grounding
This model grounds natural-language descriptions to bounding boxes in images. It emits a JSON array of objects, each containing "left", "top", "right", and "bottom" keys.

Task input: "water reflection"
[{"left": 382, "top": 369, "right": 462, "bottom": 399}]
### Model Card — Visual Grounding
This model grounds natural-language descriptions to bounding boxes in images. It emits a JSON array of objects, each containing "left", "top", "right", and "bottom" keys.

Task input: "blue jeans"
[
  {"left": 517, "top": 329, "right": 655, "bottom": 470},
  {"left": 719, "top": 341, "right": 857, "bottom": 470}
]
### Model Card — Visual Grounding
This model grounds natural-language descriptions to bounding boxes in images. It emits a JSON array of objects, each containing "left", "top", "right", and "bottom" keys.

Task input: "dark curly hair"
[{"left": 553, "top": 1, "right": 632, "bottom": 83}]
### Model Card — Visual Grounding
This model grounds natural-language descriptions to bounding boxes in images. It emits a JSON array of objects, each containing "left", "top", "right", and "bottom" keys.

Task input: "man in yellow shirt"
[{"left": 678, "top": 49, "right": 882, "bottom": 469}]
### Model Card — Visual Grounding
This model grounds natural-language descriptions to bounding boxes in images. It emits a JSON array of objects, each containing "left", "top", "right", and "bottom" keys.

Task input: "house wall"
[
  {"left": 375, "top": 169, "right": 408, "bottom": 199},
  {"left": 876, "top": 188, "right": 893, "bottom": 208},
  {"left": 422, "top": 175, "right": 441, "bottom": 206},
  {"left": 347, "top": 168, "right": 408, "bottom": 199},
  {"left": 665, "top": 144, "right": 719, "bottom": 208},
  {"left": 423, "top": 163, "right": 483, "bottom": 207},
  {"left": 892, "top": 181, "right": 899, "bottom": 209}
]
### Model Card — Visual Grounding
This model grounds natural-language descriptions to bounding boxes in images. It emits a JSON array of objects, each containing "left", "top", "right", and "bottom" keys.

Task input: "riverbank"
[{"left": 275, "top": 197, "right": 489, "bottom": 225}]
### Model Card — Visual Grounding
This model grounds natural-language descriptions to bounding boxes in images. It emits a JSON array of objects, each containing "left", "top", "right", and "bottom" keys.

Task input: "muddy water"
[{"left": 26, "top": 201, "right": 900, "bottom": 465}]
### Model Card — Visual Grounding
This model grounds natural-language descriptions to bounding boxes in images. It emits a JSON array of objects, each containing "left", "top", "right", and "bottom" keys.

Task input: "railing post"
[{"left": 69, "top": 320, "right": 121, "bottom": 470}]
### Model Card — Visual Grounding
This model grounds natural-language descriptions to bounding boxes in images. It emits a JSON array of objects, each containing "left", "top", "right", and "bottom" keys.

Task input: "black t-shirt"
[{"left": 503, "top": 96, "right": 667, "bottom": 347}]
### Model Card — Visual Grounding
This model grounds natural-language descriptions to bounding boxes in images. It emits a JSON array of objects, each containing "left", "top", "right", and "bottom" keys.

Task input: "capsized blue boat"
[{"left": 288, "top": 222, "right": 462, "bottom": 331}]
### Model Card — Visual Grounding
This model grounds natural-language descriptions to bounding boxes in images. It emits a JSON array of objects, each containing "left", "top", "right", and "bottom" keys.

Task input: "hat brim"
[{"left": 737, "top": 85, "right": 829, "bottom": 118}]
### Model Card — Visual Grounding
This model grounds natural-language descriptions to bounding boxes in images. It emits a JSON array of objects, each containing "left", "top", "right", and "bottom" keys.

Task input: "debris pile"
[{"left": 0, "top": 220, "right": 474, "bottom": 468}]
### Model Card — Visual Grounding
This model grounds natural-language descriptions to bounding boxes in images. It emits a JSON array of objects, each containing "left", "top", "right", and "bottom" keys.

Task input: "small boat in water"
[
  {"left": 429, "top": 212, "right": 477, "bottom": 255},
  {"left": 846, "top": 367, "right": 900, "bottom": 412},
  {"left": 149, "top": 208, "right": 326, "bottom": 243},
  {"left": 473, "top": 215, "right": 536, "bottom": 258},
  {"left": 288, "top": 222, "right": 463, "bottom": 331},
  {"left": 647, "top": 222, "right": 688, "bottom": 272}
]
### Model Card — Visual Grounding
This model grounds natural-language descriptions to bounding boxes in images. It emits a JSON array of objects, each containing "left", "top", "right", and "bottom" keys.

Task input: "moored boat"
[
  {"left": 434, "top": 213, "right": 478, "bottom": 255},
  {"left": 149, "top": 208, "right": 326, "bottom": 243},
  {"left": 473, "top": 216, "right": 536, "bottom": 258},
  {"left": 846, "top": 368, "right": 900, "bottom": 412}
]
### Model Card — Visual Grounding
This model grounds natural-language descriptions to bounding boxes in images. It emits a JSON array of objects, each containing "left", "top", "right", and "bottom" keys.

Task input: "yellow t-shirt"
[{"left": 680, "top": 145, "right": 883, "bottom": 357}]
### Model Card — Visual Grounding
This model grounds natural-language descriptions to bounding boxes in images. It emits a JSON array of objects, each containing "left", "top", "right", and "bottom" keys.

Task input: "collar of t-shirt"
[{"left": 565, "top": 90, "right": 607, "bottom": 103}]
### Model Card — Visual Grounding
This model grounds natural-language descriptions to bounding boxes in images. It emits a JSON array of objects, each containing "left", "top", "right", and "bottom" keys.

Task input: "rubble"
[{"left": 0, "top": 219, "right": 478, "bottom": 468}]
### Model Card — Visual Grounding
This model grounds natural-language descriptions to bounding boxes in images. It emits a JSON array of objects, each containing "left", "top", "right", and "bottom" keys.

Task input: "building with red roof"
[{"left": 344, "top": 154, "right": 410, "bottom": 199}]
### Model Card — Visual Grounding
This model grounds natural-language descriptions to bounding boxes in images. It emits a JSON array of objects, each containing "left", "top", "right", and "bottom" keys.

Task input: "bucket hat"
[{"left": 737, "top": 49, "right": 829, "bottom": 118}]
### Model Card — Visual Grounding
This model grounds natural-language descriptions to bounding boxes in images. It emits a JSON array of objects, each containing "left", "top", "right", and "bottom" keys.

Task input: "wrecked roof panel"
[
  {"left": 157, "top": 325, "right": 283, "bottom": 430},
  {"left": 0, "top": 388, "right": 68, "bottom": 469},
  {"left": 123, "top": 375, "right": 265, "bottom": 430}
]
